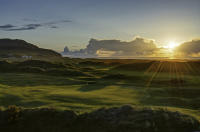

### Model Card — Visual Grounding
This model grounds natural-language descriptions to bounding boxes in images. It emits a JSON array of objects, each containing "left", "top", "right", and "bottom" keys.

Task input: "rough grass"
[
  {"left": 0, "top": 105, "right": 199, "bottom": 132},
  {"left": 0, "top": 72, "right": 200, "bottom": 119},
  {"left": 0, "top": 59, "right": 200, "bottom": 122}
]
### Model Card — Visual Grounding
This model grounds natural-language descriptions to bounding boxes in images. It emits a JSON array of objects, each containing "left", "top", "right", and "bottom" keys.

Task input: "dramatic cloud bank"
[
  {"left": 63, "top": 37, "right": 200, "bottom": 58},
  {"left": 175, "top": 39, "right": 200, "bottom": 57},
  {"left": 62, "top": 37, "right": 158, "bottom": 58}
]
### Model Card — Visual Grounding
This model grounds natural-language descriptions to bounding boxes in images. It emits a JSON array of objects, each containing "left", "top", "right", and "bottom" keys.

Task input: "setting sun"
[{"left": 164, "top": 41, "right": 179, "bottom": 50}]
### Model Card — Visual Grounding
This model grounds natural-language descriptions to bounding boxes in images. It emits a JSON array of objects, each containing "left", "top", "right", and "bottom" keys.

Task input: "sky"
[{"left": 0, "top": 0, "right": 200, "bottom": 51}]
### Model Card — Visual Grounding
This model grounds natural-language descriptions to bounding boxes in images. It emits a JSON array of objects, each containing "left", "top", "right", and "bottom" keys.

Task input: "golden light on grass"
[{"left": 145, "top": 60, "right": 194, "bottom": 87}]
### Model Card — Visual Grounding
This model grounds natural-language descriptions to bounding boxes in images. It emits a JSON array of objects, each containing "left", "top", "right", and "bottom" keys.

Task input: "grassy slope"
[{"left": 0, "top": 59, "right": 200, "bottom": 120}]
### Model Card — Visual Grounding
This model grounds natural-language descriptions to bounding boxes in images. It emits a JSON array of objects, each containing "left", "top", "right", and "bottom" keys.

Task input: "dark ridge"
[
  {"left": 0, "top": 38, "right": 62, "bottom": 59},
  {"left": 0, "top": 105, "right": 199, "bottom": 132},
  {"left": 17, "top": 60, "right": 66, "bottom": 69},
  {"left": 0, "top": 60, "right": 87, "bottom": 77},
  {"left": 0, "top": 39, "right": 38, "bottom": 50}
]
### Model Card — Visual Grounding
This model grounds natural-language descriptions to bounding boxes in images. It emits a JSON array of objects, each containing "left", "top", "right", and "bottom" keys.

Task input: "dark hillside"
[
  {"left": 0, "top": 39, "right": 62, "bottom": 61},
  {"left": 0, "top": 105, "right": 199, "bottom": 132}
]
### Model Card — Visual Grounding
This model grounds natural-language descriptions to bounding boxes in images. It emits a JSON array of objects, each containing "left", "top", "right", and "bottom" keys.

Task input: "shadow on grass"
[
  {"left": 45, "top": 94, "right": 119, "bottom": 106},
  {"left": 78, "top": 83, "right": 108, "bottom": 92},
  {"left": 139, "top": 88, "right": 200, "bottom": 110},
  {"left": 0, "top": 73, "right": 86, "bottom": 87},
  {"left": 77, "top": 73, "right": 146, "bottom": 92},
  {"left": 0, "top": 94, "right": 22, "bottom": 106},
  {"left": 0, "top": 94, "right": 48, "bottom": 107}
]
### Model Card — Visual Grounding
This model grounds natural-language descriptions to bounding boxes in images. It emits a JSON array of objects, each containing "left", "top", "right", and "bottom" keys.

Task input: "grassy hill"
[
  {"left": 0, "top": 58, "right": 200, "bottom": 131},
  {"left": 0, "top": 39, "right": 62, "bottom": 61}
]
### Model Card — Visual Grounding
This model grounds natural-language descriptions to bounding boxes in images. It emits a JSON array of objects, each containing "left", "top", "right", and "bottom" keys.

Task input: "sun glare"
[{"left": 164, "top": 41, "right": 179, "bottom": 50}]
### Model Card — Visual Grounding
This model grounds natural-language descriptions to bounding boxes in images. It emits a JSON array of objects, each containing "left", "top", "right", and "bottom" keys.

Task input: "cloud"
[
  {"left": 62, "top": 37, "right": 158, "bottom": 58},
  {"left": 42, "top": 20, "right": 72, "bottom": 26},
  {"left": 60, "top": 20, "right": 72, "bottom": 23},
  {"left": 175, "top": 39, "right": 200, "bottom": 57},
  {"left": 6, "top": 24, "right": 42, "bottom": 31},
  {"left": 50, "top": 26, "right": 58, "bottom": 29},
  {"left": 22, "top": 18, "right": 37, "bottom": 22},
  {"left": 0, "top": 24, "right": 16, "bottom": 29},
  {"left": 0, "top": 19, "right": 72, "bottom": 31}
]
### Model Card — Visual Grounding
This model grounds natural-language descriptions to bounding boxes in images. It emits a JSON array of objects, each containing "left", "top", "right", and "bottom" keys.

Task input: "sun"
[
  {"left": 168, "top": 41, "right": 177, "bottom": 49},
  {"left": 164, "top": 41, "right": 179, "bottom": 50}
]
